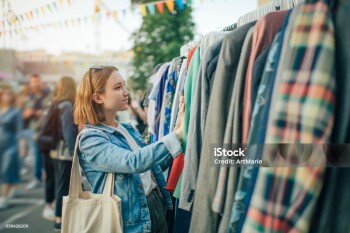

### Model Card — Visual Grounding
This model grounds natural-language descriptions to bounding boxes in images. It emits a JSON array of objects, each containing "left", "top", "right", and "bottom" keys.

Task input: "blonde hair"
[
  {"left": 54, "top": 76, "right": 77, "bottom": 104},
  {"left": 74, "top": 66, "right": 118, "bottom": 125},
  {"left": 0, "top": 85, "right": 16, "bottom": 107}
]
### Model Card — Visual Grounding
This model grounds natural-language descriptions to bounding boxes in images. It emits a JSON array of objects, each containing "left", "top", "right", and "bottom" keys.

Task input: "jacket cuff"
[{"left": 160, "top": 132, "right": 182, "bottom": 158}]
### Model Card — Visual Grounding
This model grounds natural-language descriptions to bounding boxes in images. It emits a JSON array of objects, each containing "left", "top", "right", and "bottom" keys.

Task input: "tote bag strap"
[{"left": 69, "top": 129, "right": 115, "bottom": 198}]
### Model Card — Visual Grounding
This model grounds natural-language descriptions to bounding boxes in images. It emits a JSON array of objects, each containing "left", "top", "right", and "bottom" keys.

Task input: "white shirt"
[{"left": 115, "top": 124, "right": 157, "bottom": 196}]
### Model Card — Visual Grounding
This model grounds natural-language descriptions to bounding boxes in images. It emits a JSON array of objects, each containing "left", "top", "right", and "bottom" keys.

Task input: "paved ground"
[{"left": 0, "top": 180, "right": 55, "bottom": 233}]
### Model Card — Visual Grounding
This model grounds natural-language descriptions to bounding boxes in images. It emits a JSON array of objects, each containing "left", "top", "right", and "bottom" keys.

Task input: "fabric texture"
[
  {"left": 242, "top": 3, "right": 336, "bottom": 233},
  {"left": 189, "top": 22, "right": 256, "bottom": 233},
  {"left": 180, "top": 32, "right": 227, "bottom": 211},
  {"left": 242, "top": 10, "right": 288, "bottom": 143}
]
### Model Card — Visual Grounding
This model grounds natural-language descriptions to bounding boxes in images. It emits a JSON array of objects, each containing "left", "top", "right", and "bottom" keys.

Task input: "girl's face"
[
  {"left": 1, "top": 89, "right": 14, "bottom": 106},
  {"left": 99, "top": 70, "right": 129, "bottom": 112}
]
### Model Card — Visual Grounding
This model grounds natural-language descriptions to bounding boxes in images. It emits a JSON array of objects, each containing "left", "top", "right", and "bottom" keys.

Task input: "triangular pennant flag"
[
  {"left": 67, "top": 0, "right": 72, "bottom": 6},
  {"left": 14, "top": 15, "right": 19, "bottom": 23},
  {"left": 91, "top": 15, "right": 96, "bottom": 22},
  {"left": 106, "top": 11, "right": 111, "bottom": 18},
  {"left": 1, "top": 20, "right": 5, "bottom": 29},
  {"left": 77, "top": 17, "right": 81, "bottom": 25},
  {"left": 139, "top": 4, "right": 147, "bottom": 16},
  {"left": 14, "top": 29, "right": 18, "bottom": 34},
  {"left": 47, "top": 4, "right": 53, "bottom": 13},
  {"left": 84, "top": 16, "right": 88, "bottom": 24},
  {"left": 20, "top": 14, "right": 24, "bottom": 21},
  {"left": 122, "top": 9, "right": 126, "bottom": 17},
  {"left": 146, "top": 4, "right": 155, "bottom": 15},
  {"left": 59, "top": 0, "right": 64, "bottom": 8},
  {"left": 6, "top": 19, "right": 11, "bottom": 26},
  {"left": 156, "top": 2, "right": 164, "bottom": 14},
  {"left": 64, "top": 20, "right": 69, "bottom": 27},
  {"left": 35, "top": 8, "right": 40, "bottom": 17},
  {"left": 113, "top": 11, "right": 118, "bottom": 18},
  {"left": 40, "top": 6, "right": 46, "bottom": 15},
  {"left": 30, "top": 11, "right": 34, "bottom": 19},
  {"left": 165, "top": 1, "right": 174, "bottom": 13},
  {"left": 175, "top": 0, "right": 184, "bottom": 10},
  {"left": 24, "top": 12, "right": 29, "bottom": 20},
  {"left": 53, "top": 2, "right": 59, "bottom": 12}
]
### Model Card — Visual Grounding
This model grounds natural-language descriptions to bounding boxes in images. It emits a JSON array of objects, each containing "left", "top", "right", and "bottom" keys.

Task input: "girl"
[
  {"left": 51, "top": 77, "right": 78, "bottom": 231},
  {"left": 0, "top": 85, "right": 24, "bottom": 209},
  {"left": 74, "top": 66, "right": 184, "bottom": 233}
]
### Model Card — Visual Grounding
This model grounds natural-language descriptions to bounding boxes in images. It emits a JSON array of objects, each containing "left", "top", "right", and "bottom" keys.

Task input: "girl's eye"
[{"left": 115, "top": 86, "right": 121, "bottom": 90}]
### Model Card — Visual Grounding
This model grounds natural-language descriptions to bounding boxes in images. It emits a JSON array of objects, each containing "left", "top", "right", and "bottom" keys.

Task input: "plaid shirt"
[{"left": 242, "top": 2, "right": 335, "bottom": 233}]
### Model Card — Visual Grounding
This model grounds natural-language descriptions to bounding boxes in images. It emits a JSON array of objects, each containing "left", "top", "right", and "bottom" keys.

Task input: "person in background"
[
  {"left": 0, "top": 85, "right": 25, "bottom": 209},
  {"left": 130, "top": 93, "right": 148, "bottom": 135},
  {"left": 23, "top": 74, "right": 54, "bottom": 220},
  {"left": 50, "top": 76, "right": 78, "bottom": 231},
  {"left": 16, "top": 84, "right": 31, "bottom": 176},
  {"left": 73, "top": 66, "right": 185, "bottom": 233}
]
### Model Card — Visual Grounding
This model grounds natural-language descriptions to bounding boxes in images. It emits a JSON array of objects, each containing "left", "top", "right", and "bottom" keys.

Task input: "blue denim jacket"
[{"left": 77, "top": 122, "right": 182, "bottom": 233}]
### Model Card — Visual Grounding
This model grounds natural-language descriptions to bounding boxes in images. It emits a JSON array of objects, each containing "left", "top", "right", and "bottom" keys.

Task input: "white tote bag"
[{"left": 62, "top": 131, "right": 123, "bottom": 233}]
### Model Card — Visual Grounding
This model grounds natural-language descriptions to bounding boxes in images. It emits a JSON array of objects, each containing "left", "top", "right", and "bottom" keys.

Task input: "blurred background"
[{"left": 0, "top": 0, "right": 264, "bottom": 232}]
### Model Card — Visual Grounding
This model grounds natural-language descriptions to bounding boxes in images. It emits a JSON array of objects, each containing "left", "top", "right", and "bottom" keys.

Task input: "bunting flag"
[
  {"left": 0, "top": 0, "right": 188, "bottom": 35},
  {"left": 175, "top": 0, "right": 185, "bottom": 10},
  {"left": 35, "top": 8, "right": 40, "bottom": 17},
  {"left": 146, "top": 4, "right": 156, "bottom": 15},
  {"left": 40, "top": 6, "right": 46, "bottom": 16},
  {"left": 139, "top": 4, "right": 147, "bottom": 16},
  {"left": 53, "top": 2, "right": 59, "bottom": 12},
  {"left": 165, "top": 0, "right": 175, "bottom": 13},
  {"left": 156, "top": 2, "right": 164, "bottom": 14},
  {"left": 47, "top": 4, "right": 53, "bottom": 13}
]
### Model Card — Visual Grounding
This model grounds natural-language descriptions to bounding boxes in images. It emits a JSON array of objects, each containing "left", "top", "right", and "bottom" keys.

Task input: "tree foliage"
[{"left": 128, "top": 0, "right": 195, "bottom": 91}]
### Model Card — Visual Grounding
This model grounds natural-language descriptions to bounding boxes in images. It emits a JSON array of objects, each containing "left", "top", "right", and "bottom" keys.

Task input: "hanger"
[{"left": 222, "top": 23, "right": 237, "bottom": 31}]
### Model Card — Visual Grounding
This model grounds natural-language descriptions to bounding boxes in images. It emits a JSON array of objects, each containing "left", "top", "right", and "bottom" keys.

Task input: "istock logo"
[{"left": 214, "top": 147, "right": 246, "bottom": 156}]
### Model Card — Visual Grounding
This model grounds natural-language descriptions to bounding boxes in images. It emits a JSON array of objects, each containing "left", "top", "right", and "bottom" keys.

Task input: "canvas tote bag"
[{"left": 62, "top": 130, "right": 123, "bottom": 233}]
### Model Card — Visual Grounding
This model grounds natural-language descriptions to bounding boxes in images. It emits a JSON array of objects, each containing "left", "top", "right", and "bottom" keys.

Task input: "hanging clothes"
[
  {"left": 180, "top": 31, "right": 227, "bottom": 211},
  {"left": 226, "top": 10, "right": 290, "bottom": 233},
  {"left": 189, "top": 21, "right": 256, "bottom": 233},
  {"left": 148, "top": 63, "right": 171, "bottom": 136},
  {"left": 159, "top": 57, "right": 184, "bottom": 139},
  {"left": 216, "top": 26, "right": 256, "bottom": 233},
  {"left": 242, "top": 10, "right": 288, "bottom": 143},
  {"left": 309, "top": 0, "right": 350, "bottom": 232},
  {"left": 242, "top": 2, "right": 335, "bottom": 232},
  {"left": 173, "top": 46, "right": 202, "bottom": 199}
]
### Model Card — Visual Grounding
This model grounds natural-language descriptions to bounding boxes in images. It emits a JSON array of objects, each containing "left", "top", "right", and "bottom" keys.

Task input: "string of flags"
[{"left": 0, "top": 0, "right": 190, "bottom": 37}]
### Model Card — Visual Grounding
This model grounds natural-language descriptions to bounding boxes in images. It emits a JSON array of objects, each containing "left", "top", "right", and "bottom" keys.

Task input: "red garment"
[
  {"left": 242, "top": 10, "right": 288, "bottom": 143},
  {"left": 166, "top": 46, "right": 197, "bottom": 191},
  {"left": 166, "top": 153, "right": 184, "bottom": 192},
  {"left": 186, "top": 45, "right": 198, "bottom": 71}
]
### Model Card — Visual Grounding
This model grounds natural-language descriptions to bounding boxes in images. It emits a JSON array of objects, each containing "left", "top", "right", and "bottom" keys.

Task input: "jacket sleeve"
[
  {"left": 79, "top": 129, "right": 182, "bottom": 174},
  {"left": 59, "top": 101, "right": 78, "bottom": 156}
]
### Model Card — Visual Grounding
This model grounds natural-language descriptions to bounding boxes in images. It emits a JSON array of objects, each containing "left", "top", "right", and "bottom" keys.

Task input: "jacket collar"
[{"left": 85, "top": 122, "right": 133, "bottom": 134}]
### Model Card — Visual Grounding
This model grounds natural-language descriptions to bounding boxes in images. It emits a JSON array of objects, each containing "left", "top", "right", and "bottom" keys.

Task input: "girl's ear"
[{"left": 92, "top": 93, "right": 103, "bottom": 104}]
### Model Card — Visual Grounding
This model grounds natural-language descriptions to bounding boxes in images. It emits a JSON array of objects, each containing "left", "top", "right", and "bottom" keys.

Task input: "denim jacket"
[
  {"left": 77, "top": 122, "right": 182, "bottom": 233},
  {"left": 51, "top": 100, "right": 78, "bottom": 160}
]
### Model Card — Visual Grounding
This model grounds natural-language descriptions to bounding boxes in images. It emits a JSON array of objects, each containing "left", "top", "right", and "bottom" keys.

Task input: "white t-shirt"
[{"left": 115, "top": 124, "right": 157, "bottom": 196}]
